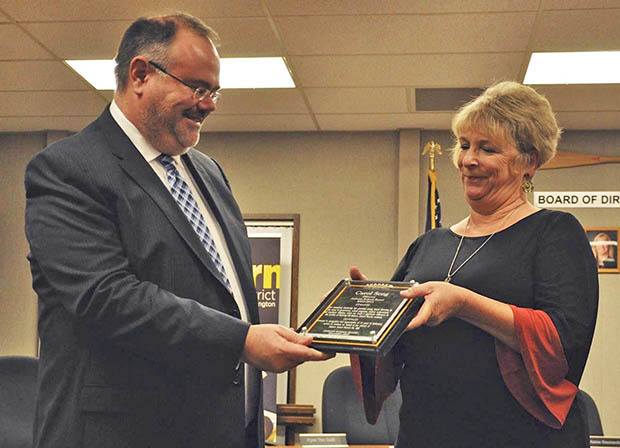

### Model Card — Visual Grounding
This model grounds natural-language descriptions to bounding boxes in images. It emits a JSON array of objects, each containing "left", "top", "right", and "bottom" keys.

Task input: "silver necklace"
[{"left": 444, "top": 204, "right": 523, "bottom": 283}]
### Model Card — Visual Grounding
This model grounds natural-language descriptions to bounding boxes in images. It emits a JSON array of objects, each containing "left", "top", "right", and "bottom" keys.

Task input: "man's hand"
[{"left": 242, "top": 324, "right": 334, "bottom": 373}]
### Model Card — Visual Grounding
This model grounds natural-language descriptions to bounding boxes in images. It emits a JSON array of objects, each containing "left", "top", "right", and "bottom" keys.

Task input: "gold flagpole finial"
[{"left": 422, "top": 141, "right": 442, "bottom": 172}]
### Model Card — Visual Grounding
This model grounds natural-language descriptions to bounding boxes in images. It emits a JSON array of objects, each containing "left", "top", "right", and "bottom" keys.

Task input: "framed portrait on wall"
[{"left": 585, "top": 227, "right": 619, "bottom": 273}]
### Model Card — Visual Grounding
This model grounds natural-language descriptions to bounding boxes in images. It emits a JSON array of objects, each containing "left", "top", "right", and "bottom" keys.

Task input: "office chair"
[
  {"left": 0, "top": 356, "right": 39, "bottom": 448},
  {"left": 322, "top": 365, "right": 401, "bottom": 444},
  {"left": 577, "top": 389, "right": 603, "bottom": 436}
]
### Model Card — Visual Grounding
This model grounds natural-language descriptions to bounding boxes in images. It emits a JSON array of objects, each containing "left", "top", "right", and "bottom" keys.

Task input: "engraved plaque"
[{"left": 298, "top": 279, "right": 422, "bottom": 355}]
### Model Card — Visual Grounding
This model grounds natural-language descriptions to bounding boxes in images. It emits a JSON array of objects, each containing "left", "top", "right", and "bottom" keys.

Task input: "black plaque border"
[{"left": 297, "top": 279, "right": 423, "bottom": 356}]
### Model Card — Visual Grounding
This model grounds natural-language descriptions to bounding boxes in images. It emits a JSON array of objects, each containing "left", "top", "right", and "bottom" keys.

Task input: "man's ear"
[{"left": 127, "top": 57, "right": 151, "bottom": 94}]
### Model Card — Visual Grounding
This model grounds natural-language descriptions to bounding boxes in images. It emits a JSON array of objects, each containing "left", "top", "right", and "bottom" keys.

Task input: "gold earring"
[{"left": 522, "top": 175, "right": 534, "bottom": 193}]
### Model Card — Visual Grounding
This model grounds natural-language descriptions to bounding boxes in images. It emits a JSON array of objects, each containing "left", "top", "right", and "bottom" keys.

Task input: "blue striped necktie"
[{"left": 158, "top": 154, "right": 232, "bottom": 292}]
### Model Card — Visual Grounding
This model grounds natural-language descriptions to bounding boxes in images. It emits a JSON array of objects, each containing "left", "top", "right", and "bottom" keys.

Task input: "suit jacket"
[{"left": 25, "top": 108, "right": 263, "bottom": 448}]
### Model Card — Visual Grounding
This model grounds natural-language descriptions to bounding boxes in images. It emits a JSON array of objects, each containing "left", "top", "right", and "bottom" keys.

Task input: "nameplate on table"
[
  {"left": 591, "top": 436, "right": 620, "bottom": 446},
  {"left": 299, "top": 432, "right": 348, "bottom": 447}
]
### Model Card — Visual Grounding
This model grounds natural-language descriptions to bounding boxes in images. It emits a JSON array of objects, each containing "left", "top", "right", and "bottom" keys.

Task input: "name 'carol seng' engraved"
[{"left": 306, "top": 286, "right": 408, "bottom": 343}]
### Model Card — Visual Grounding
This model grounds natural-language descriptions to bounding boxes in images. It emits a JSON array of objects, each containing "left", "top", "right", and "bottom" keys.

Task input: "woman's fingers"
[
  {"left": 402, "top": 281, "right": 463, "bottom": 329},
  {"left": 349, "top": 265, "right": 368, "bottom": 281},
  {"left": 407, "top": 300, "right": 431, "bottom": 330},
  {"left": 401, "top": 282, "right": 429, "bottom": 299}
]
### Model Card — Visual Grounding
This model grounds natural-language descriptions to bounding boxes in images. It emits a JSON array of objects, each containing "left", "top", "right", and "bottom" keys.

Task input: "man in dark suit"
[{"left": 25, "top": 13, "right": 330, "bottom": 448}]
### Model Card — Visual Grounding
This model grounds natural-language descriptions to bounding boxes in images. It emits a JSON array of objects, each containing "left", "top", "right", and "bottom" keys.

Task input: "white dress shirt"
[{"left": 109, "top": 100, "right": 250, "bottom": 324}]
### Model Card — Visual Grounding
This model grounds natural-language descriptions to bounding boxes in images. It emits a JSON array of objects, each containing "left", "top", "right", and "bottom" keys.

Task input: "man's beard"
[{"left": 143, "top": 103, "right": 202, "bottom": 154}]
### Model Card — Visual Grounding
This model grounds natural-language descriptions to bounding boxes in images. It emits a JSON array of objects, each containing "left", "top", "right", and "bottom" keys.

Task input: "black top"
[{"left": 392, "top": 209, "right": 598, "bottom": 448}]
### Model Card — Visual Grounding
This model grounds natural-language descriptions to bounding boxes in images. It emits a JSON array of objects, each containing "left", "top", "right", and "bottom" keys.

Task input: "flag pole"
[
  {"left": 423, "top": 141, "right": 443, "bottom": 231},
  {"left": 422, "top": 140, "right": 442, "bottom": 172}
]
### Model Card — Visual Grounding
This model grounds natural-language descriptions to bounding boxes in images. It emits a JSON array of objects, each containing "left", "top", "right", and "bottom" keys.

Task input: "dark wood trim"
[
  {"left": 540, "top": 151, "right": 620, "bottom": 170},
  {"left": 276, "top": 404, "right": 315, "bottom": 444}
]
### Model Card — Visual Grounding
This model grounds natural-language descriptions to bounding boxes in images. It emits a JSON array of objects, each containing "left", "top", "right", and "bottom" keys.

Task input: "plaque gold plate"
[{"left": 298, "top": 279, "right": 422, "bottom": 355}]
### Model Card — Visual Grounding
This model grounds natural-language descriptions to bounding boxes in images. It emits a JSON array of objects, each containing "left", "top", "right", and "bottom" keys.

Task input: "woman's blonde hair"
[{"left": 451, "top": 81, "right": 561, "bottom": 168}]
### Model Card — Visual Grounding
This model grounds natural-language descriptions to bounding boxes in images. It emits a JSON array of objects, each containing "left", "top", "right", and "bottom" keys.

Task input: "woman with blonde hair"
[{"left": 352, "top": 81, "right": 598, "bottom": 447}]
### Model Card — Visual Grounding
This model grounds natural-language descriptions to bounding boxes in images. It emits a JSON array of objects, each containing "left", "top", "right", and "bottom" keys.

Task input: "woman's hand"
[
  {"left": 401, "top": 281, "right": 518, "bottom": 348},
  {"left": 349, "top": 265, "right": 368, "bottom": 281},
  {"left": 401, "top": 281, "right": 468, "bottom": 330}
]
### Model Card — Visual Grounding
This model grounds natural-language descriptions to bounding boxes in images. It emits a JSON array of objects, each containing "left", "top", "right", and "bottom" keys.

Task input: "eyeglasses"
[{"left": 148, "top": 60, "right": 221, "bottom": 104}]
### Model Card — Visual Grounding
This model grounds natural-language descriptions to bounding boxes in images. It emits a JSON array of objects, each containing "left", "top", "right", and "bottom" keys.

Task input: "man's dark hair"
[{"left": 114, "top": 13, "right": 219, "bottom": 91}]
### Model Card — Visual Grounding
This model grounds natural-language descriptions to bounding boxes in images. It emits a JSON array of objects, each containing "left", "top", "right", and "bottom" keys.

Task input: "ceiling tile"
[
  {"left": 0, "top": 61, "right": 91, "bottom": 90},
  {"left": 541, "top": 0, "right": 620, "bottom": 9},
  {"left": 23, "top": 21, "right": 129, "bottom": 59},
  {"left": 532, "top": 9, "right": 620, "bottom": 51},
  {"left": 536, "top": 85, "right": 620, "bottom": 112},
  {"left": 266, "top": 0, "right": 539, "bottom": 15},
  {"left": 555, "top": 111, "right": 620, "bottom": 130},
  {"left": 216, "top": 89, "right": 309, "bottom": 114},
  {"left": 0, "top": 91, "right": 107, "bottom": 116},
  {"left": 100, "top": 91, "right": 114, "bottom": 101},
  {"left": 0, "top": 116, "right": 96, "bottom": 132},
  {"left": 316, "top": 113, "right": 453, "bottom": 131},
  {"left": 290, "top": 54, "right": 524, "bottom": 88},
  {"left": 0, "top": 24, "right": 53, "bottom": 59},
  {"left": 203, "top": 114, "right": 317, "bottom": 132},
  {"left": 276, "top": 13, "right": 535, "bottom": 55},
  {"left": 415, "top": 88, "right": 484, "bottom": 111},
  {"left": 0, "top": 0, "right": 617, "bottom": 133},
  {"left": 205, "top": 18, "right": 282, "bottom": 57},
  {"left": 304, "top": 87, "right": 408, "bottom": 113},
  {"left": 0, "top": 0, "right": 264, "bottom": 21},
  {"left": 24, "top": 18, "right": 280, "bottom": 60}
]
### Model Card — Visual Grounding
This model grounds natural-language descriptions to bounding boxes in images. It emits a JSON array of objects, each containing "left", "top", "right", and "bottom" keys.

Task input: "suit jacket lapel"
[
  {"left": 184, "top": 151, "right": 259, "bottom": 321},
  {"left": 95, "top": 109, "right": 227, "bottom": 286}
]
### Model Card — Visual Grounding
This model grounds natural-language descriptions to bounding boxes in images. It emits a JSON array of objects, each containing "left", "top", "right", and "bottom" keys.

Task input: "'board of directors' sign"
[{"left": 534, "top": 192, "right": 620, "bottom": 208}]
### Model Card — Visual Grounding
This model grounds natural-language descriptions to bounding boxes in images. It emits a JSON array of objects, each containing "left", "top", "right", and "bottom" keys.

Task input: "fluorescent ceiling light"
[
  {"left": 220, "top": 57, "right": 295, "bottom": 88},
  {"left": 66, "top": 57, "right": 295, "bottom": 90},
  {"left": 66, "top": 60, "right": 117, "bottom": 90},
  {"left": 524, "top": 51, "right": 620, "bottom": 85}
]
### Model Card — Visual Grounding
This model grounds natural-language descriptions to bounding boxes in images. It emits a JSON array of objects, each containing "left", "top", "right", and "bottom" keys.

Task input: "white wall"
[
  {"left": 200, "top": 131, "right": 400, "bottom": 432},
  {"left": 0, "top": 133, "right": 43, "bottom": 356}
]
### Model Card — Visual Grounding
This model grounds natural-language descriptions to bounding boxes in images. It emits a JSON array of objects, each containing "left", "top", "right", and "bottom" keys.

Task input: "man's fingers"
[
  {"left": 282, "top": 339, "right": 333, "bottom": 361},
  {"left": 278, "top": 326, "right": 313, "bottom": 345},
  {"left": 278, "top": 329, "right": 333, "bottom": 360},
  {"left": 244, "top": 324, "right": 335, "bottom": 373}
]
